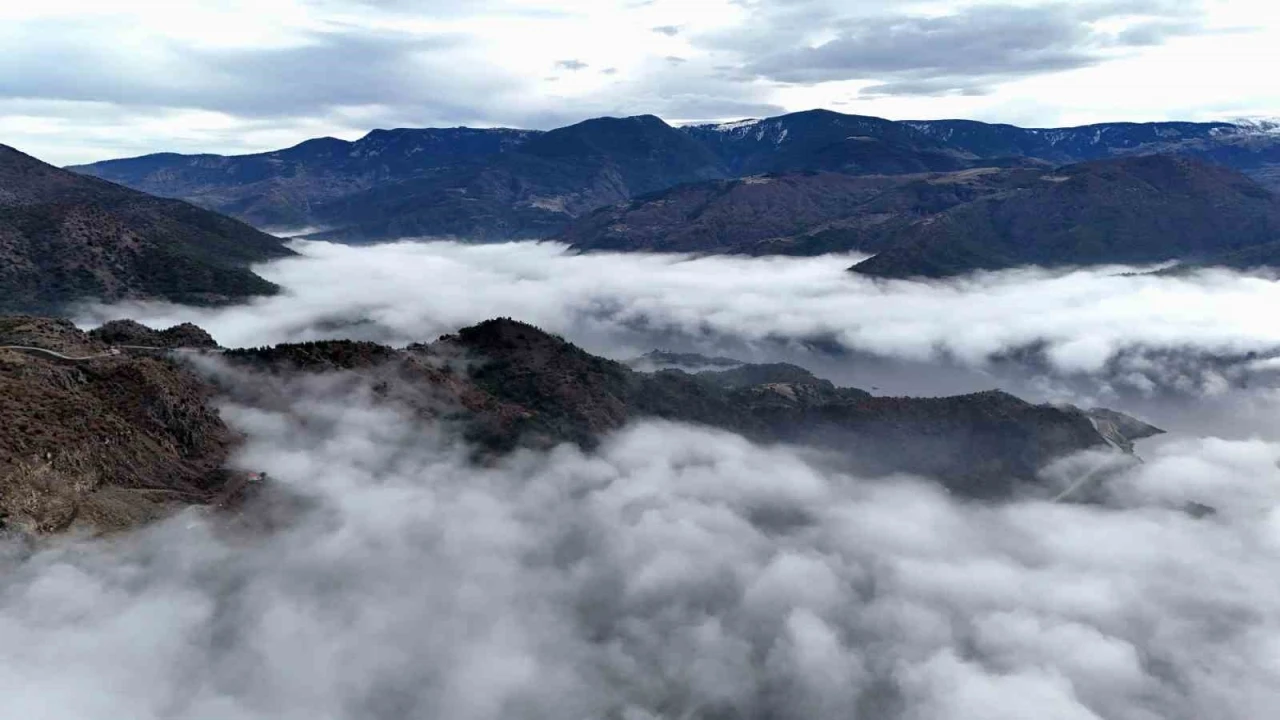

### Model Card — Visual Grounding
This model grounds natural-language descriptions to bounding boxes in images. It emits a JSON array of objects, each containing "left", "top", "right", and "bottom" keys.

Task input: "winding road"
[{"left": 0, "top": 344, "right": 222, "bottom": 363}]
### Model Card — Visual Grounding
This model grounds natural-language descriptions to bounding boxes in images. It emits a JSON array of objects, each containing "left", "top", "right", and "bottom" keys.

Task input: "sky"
[{"left": 2, "top": 0, "right": 1279, "bottom": 165}]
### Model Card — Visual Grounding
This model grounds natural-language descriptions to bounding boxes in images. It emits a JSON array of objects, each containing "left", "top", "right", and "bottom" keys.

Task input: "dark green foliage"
[{"left": 224, "top": 340, "right": 399, "bottom": 370}]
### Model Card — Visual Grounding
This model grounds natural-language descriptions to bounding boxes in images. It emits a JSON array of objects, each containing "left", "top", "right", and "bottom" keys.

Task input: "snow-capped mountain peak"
[
  {"left": 1227, "top": 117, "right": 1280, "bottom": 135},
  {"left": 709, "top": 119, "right": 761, "bottom": 133}
]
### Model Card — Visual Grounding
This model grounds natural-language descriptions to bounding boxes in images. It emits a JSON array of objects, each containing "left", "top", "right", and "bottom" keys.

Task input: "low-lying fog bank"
[
  {"left": 74, "top": 239, "right": 1280, "bottom": 428},
  {"left": 8, "top": 241, "right": 1280, "bottom": 717},
  {"left": 3, "top": 368, "right": 1280, "bottom": 720}
]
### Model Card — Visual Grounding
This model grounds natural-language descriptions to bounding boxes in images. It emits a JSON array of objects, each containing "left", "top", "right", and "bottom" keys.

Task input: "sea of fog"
[
  {"left": 78, "top": 240, "right": 1280, "bottom": 434},
  {"left": 2, "top": 240, "right": 1277, "bottom": 719}
]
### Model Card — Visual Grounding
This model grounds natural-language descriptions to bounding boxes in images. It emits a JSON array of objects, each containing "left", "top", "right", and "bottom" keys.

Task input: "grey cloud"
[
  {"left": 860, "top": 79, "right": 996, "bottom": 98},
  {"left": 602, "top": 67, "right": 619, "bottom": 75},
  {"left": 714, "top": 1, "right": 1207, "bottom": 94},
  {"left": 1114, "top": 18, "right": 1205, "bottom": 46},
  {"left": 665, "top": 55, "right": 688, "bottom": 64},
  {"left": 305, "top": 0, "right": 573, "bottom": 18},
  {"left": 652, "top": 25, "right": 681, "bottom": 36},
  {"left": 0, "top": 1, "right": 797, "bottom": 161},
  {"left": 0, "top": 23, "right": 513, "bottom": 120}
]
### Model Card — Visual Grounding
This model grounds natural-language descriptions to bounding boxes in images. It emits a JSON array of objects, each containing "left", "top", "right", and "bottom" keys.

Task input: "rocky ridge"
[{"left": 1, "top": 316, "right": 1162, "bottom": 535}]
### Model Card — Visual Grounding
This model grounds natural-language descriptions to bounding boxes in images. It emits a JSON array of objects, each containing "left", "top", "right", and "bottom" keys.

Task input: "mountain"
[
  {"left": 73, "top": 116, "right": 729, "bottom": 242},
  {"left": 683, "top": 109, "right": 984, "bottom": 175},
  {"left": 227, "top": 317, "right": 1160, "bottom": 499},
  {"left": 561, "top": 172, "right": 904, "bottom": 253},
  {"left": 71, "top": 110, "right": 1280, "bottom": 245},
  {"left": 0, "top": 316, "right": 239, "bottom": 533},
  {"left": 1, "top": 315, "right": 1160, "bottom": 533},
  {"left": 0, "top": 144, "right": 293, "bottom": 313},
  {"left": 900, "top": 119, "right": 1238, "bottom": 161},
  {"left": 849, "top": 155, "right": 1280, "bottom": 279},
  {"left": 304, "top": 115, "right": 730, "bottom": 242},
  {"left": 562, "top": 167, "right": 1042, "bottom": 254},
  {"left": 564, "top": 153, "right": 1280, "bottom": 277},
  {"left": 68, "top": 127, "right": 539, "bottom": 229}
]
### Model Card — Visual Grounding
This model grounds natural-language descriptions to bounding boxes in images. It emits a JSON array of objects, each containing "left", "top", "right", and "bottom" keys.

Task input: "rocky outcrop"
[
  {"left": 0, "top": 317, "right": 236, "bottom": 534},
  {"left": 0, "top": 144, "right": 293, "bottom": 314}
]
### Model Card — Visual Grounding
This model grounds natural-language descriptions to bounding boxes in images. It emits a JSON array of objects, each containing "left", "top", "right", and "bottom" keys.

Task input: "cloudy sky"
[{"left": 2, "top": 0, "right": 1279, "bottom": 164}]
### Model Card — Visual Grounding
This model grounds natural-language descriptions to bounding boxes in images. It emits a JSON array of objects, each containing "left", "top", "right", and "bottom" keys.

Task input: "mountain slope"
[
  {"left": 684, "top": 109, "right": 986, "bottom": 175},
  {"left": 0, "top": 144, "right": 293, "bottom": 313},
  {"left": 562, "top": 167, "right": 1043, "bottom": 254},
  {"left": 901, "top": 119, "right": 1239, "bottom": 161},
  {"left": 230, "top": 317, "right": 1158, "bottom": 498},
  {"left": 69, "top": 110, "right": 1280, "bottom": 245},
  {"left": 850, "top": 155, "right": 1280, "bottom": 278},
  {"left": 0, "top": 317, "right": 238, "bottom": 533},
  {"left": 68, "top": 127, "right": 538, "bottom": 229},
  {"left": 306, "top": 115, "right": 731, "bottom": 242},
  {"left": 1, "top": 315, "right": 1161, "bottom": 534},
  {"left": 562, "top": 172, "right": 903, "bottom": 253}
]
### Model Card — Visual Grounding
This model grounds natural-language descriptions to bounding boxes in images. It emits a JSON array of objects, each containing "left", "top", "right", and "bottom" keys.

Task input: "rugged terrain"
[
  {"left": 71, "top": 109, "right": 1280, "bottom": 245},
  {"left": 1, "top": 316, "right": 1161, "bottom": 534},
  {"left": 565, "top": 154, "right": 1280, "bottom": 277},
  {"left": 849, "top": 155, "right": 1280, "bottom": 278},
  {"left": 0, "top": 316, "right": 236, "bottom": 533},
  {"left": 0, "top": 144, "right": 293, "bottom": 314},
  {"left": 562, "top": 166, "right": 1042, "bottom": 255},
  {"left": 225, "top": 318, "right": 1161, "bottom": 499}
]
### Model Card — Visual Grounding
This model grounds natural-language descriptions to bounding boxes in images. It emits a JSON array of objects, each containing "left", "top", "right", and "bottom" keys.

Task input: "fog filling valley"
[
  {"left": 79, "top": 241, "right": 1280, "bottom": 406},
  {"left": 6, "top": 240, "right": 1280, "bottom": 718}
]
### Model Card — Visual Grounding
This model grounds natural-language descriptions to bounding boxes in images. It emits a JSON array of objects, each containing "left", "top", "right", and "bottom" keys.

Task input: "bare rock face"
[{"left": 0, "top": 317, "right": 235, "bottom": 534}]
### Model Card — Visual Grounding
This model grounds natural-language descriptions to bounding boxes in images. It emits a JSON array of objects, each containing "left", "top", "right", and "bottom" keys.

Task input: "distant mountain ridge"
[
  {"left": 847, "top": 154, "right": 1280, "bottom": 278},
  {"left": 564, "top": 153, "right": 1280, "bottom": 277},
  {"left": 70, "top": 109, "right": 1280, "bottom": 244},
  {"left": 73, "top": 127, "right": 539, "bottom": 230}
]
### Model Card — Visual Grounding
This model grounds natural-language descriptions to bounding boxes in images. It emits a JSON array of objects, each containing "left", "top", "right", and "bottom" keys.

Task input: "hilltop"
[{"left": 0, "top": 144, "right": 293, "bottom": 313}]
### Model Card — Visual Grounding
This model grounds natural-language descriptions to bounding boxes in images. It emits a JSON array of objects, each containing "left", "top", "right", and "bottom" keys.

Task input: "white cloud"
[
  {"left": 3, "top": 363, "right": 1280, "bottom": 719},
  {"left": 2, "top": 0, "right": 1278, "bottom": 163},
  {"left": 78, "top": 240, "right": 1280, "bottom": 387}
]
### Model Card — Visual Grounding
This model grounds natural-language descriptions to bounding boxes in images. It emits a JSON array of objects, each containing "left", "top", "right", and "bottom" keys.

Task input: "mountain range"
[
  {"left": 70, "top": 110, "right": 1280, "bottom": 248},
  {"left": 0, "top": 315, "right": 1160, "bottom": 535},
  {"left": 0, "top": 144, "right": 292, "bottom": 314},
  {"left": 848, "top": 154, "right": 1280, "bottom": 278}
]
